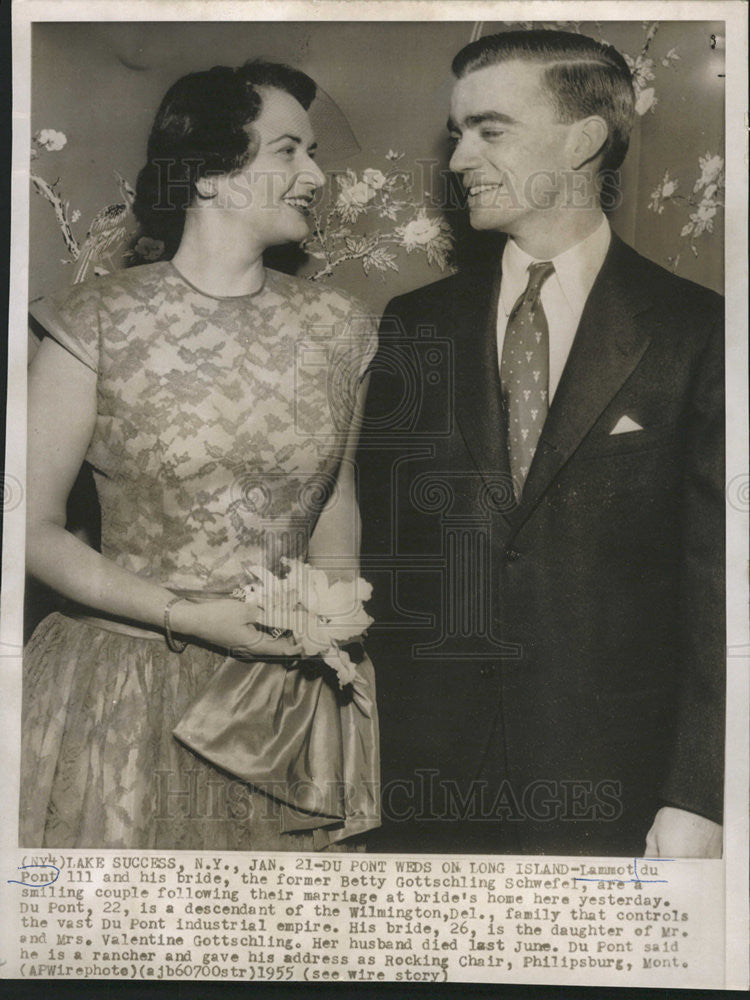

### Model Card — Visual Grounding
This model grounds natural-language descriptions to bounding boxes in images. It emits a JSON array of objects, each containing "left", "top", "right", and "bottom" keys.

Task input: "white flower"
[
  {"left": 696, "top": 203, "right": 717, "bottom": 224},
  {"left": 321, "top": 645, "right": 358, "bottom": 687},
  {"left": 237, "top": 559, "right": 373, "bottom": 687},
  {"left": 635, "top": 87, "right": 657, "bottom": 116},
  {"left": 362, "top": 168, "right": 387, "bottom": 190},
  {"left": 649, "top": 171, "right": 680, "bottom": 213},
  {"left": 71, "top": 209, "right": 81, "bottom": 223},
  {"left": 661, "top": 47, "right": 680, "bottom": 67},
  {"left": 639, "top": 58, "right": 656, "bottom": 83},
  {"left": 35, "top": 129, "right": 67, "bottom": 152},
  {"left": 702, "top": 183, "right": 718, "bottom": 202},
  {"left": 694, "top": 153, "right": 724, "bottom": 192},
  {"left": 395, "top": 209, "right": 454, "bottom": 268},
  {"left": 294, "top": 570, "right": 373, "bottom": 653},
  {"left": 386, "top": 149, "right": 402, "bottom": 161},
  {"left": 682, "top": 203, "right": 719, "bottom": 241},
  {"left": 338, "top": 180, "right": 376, "bottom": 210},
  {"left": 625, "top": 53, "right": 655, "bottom": 90},
  {"left": 647, "top": 190, "right": 663, "bottom": 214},
  {"left": 398, "top": 210, "right": 442, "bottom": 250}
]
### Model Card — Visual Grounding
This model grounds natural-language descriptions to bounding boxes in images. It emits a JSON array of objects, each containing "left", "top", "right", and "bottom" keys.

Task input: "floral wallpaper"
[
  {"left": 649, "top": 152, "right": 725, "bottom": 271},
  {"left": 28, "top": 20, "right": 725, "bottom": 308},
  {"left": 307, "top": 155, "right": 453, "bottom": 279}
]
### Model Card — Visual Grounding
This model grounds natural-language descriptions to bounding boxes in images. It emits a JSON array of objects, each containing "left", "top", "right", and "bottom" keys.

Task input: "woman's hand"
[{"left": 170, "top": 597, "right": 303, "bottom": 659}]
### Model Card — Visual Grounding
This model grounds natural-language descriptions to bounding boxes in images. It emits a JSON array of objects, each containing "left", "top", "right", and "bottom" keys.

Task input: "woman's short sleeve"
[
  {"left": 346, "top": 304, "right": 379, "bottom": 385},
  {"left": 359, "top": 313, "right": 379, "bottom": 384},
  {"left": 29, "top": 283, "right": 102, "bottom": 374},
  {"left": 320, "top": 294, "right": 379, "bottom": 436}
]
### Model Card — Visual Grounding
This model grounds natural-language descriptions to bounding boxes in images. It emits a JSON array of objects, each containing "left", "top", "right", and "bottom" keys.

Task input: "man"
[{"left": 359, "top": 30, "right": 724, "bottom": 857}]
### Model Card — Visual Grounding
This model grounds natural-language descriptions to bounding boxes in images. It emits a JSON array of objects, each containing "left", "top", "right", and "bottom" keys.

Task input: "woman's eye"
[{"left": 481, "top": 130, "right": 505, "bottom": 140}]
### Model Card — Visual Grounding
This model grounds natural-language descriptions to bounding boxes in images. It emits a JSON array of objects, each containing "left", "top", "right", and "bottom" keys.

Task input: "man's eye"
[
  {"left": 481, "top": 129, "right": 505, "bottom": 140},
  {"left": 447, "top": 134, "right": 460, "bottom": 147}
]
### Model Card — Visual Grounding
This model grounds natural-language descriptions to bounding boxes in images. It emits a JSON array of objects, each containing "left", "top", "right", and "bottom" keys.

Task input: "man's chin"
[{"left": 467, "top": 207, "right": 514, "bottom": 232}]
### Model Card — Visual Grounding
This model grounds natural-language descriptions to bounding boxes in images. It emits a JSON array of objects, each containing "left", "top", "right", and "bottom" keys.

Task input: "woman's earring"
[{"left": 195, "top": 175, "right": 219, "bottom": 201}]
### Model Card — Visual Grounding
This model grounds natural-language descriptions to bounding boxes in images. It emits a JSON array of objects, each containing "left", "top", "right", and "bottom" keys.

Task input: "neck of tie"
[{"left": 500, "top": 260, "right": 555, "bottom": 500}]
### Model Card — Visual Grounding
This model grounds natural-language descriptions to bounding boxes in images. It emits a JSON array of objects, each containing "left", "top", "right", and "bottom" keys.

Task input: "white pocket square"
[{"left": 610, "top": 415, "right": 644, "bottom": 435}]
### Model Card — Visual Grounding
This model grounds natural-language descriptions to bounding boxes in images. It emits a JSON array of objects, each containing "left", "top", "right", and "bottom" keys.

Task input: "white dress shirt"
[{"left": 497, "top": 214, "right": 612, "bottom": 402}]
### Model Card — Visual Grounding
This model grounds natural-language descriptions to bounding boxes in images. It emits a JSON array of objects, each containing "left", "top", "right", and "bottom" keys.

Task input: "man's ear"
[
  {"left": 195, "top": 174, "right": 219, "bottom": 201},
  {"left": 570, "top": 116, "right": 608, "bottom": 170}
]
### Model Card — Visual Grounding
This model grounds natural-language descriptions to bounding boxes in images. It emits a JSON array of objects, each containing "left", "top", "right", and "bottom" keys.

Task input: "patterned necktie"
[{"left": 500, "top": 260, "right": 555, "bottom": 499}]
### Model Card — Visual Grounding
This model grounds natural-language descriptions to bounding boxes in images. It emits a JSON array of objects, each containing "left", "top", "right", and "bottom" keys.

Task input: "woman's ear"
[
  {"left": 570, "top": 116, "right": 609, "bottom": 170},
  {"left": 195, "top": 174, "right": 219, "bottom": 201}
]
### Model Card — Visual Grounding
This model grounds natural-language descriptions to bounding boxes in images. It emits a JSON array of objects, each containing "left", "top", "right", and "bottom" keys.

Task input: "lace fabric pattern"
[
  {"left": 21, "top": 263, "right": 377, "bottom": 849},
  {"left": 41, "top": 261, "right": 376, "bottom": 591}
]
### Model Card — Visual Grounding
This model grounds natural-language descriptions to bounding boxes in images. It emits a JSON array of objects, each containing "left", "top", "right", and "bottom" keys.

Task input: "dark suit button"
[
  {"left": 505, "top": 547, "right": 521, "bottom": 562},
  {"left": 479, "top": 664, "right": 496, "bottom": 678}
]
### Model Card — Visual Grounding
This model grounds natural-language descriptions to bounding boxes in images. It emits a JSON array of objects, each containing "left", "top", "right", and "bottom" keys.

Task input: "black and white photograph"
[{"left": 1, "top": 0, "right": 747, "bottom": 990}]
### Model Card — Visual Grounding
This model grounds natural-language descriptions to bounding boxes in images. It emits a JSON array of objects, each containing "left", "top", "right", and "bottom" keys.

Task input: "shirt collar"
[{"left": 500, "top": 214, "right": 611, "bottom": 317}]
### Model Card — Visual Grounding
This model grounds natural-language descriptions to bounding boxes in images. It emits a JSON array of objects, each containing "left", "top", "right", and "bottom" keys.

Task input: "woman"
[{"left": 21, "top": 60, "right": 379, "bottom": 850}]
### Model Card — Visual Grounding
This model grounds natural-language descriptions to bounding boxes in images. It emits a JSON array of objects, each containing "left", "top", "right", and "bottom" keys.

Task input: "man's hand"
[{"left": 644, "top": 806, "right": 722, "bottom": 858}]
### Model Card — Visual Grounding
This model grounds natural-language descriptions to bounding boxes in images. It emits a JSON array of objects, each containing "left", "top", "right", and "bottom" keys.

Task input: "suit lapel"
[
  {"left": 452, "top": 257, "right": 514, "bottom": 518},
  {"left": 507, "top": 234, "right": 657, "bottom": 529}
]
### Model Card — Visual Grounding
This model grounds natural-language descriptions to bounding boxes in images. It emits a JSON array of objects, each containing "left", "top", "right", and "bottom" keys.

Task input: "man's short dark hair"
[{"left": 452, "top": 30, "right": 635, "bottom": 173}]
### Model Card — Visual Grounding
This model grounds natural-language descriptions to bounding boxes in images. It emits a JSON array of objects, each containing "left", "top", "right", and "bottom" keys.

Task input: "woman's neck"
[{"left": 172, "top": 213, "right": 266, "bottom": 297}]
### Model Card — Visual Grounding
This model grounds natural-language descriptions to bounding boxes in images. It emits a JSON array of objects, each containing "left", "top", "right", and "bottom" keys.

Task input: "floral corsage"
[{"left": 232, "top": 558, "right": 373, "bottom": 694}]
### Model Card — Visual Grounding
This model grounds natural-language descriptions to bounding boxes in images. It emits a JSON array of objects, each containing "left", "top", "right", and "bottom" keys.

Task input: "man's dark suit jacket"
[{"left": 358, "top": 232, "right": 725, "bottom": 856}]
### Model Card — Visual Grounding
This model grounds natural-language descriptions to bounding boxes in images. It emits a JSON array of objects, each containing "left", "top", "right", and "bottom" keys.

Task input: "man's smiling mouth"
[{"left": 467, "top": 182, "right": 504, "bottom": 199}]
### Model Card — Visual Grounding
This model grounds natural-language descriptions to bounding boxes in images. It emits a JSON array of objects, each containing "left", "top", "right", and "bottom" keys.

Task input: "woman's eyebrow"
[
  {"left": 268, "top": 132, "right": 302, "bottom": 144},
  {"left": 267, "top": 133, "right": 318, "bottom": 152}
]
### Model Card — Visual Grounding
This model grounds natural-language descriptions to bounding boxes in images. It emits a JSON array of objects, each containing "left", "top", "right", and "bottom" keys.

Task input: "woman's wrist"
[
  {"left": 166, "top": 596, "right": 196, "bottom": 637},
  {"left": 165, "top": 596, "right": 252, "bottom": 645},
  {"left": 162, "top": 597, "right": 186, "bottom": 652}
]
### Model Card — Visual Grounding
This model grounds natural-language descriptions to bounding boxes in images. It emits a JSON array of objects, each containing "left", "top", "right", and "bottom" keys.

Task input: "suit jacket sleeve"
[{"left": 661, "top": 305, "right": 725, "bottom": 824}]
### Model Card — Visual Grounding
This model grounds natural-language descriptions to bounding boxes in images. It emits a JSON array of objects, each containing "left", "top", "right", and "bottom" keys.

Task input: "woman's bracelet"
[{"left": 164, "top": 596, "right": 188, "bottom": 653}]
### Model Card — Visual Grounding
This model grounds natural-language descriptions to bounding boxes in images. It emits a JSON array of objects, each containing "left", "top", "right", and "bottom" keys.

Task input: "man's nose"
[{"left": 449, "top": 135, "right": 481, "bottom": 174}]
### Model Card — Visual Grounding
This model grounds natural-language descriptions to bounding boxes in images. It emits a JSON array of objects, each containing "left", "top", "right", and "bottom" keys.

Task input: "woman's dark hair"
[
  {"left": 130, "top": 60, "right": 316, "bottom": 262},
  {"left": 452, "top": 30, "right": 635, "bottom": 174}
]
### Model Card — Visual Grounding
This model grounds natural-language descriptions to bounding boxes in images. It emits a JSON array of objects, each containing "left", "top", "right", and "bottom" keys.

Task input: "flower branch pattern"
[
  {"left": 30, "top": 130, "right": 138, "bottom": 284},
  {"left": 648, "top": 153, "right": 725, "bottom": 269},
  {"left": 304, "top": 153, "right": 454, "bottom": 280}
]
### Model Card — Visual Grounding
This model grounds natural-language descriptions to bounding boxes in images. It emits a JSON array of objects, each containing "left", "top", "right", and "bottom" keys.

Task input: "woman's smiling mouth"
[{"left": 282, "top": 193, "right": 314, "bottom": 214}]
